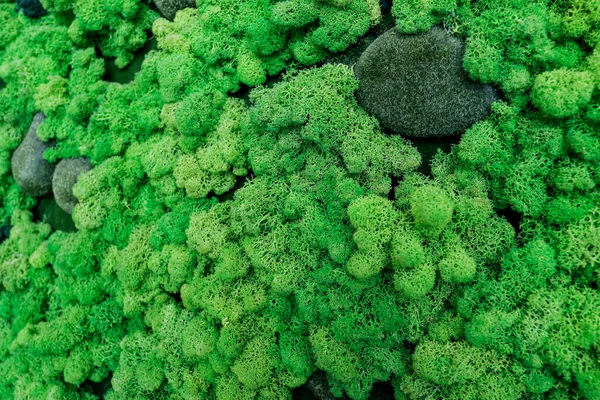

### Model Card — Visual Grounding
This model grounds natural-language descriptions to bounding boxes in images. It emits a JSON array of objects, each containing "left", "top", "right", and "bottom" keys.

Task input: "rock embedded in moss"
[
  {"left": 355, "top": 27, "right": 498, "bottom": 138},
  {"left": 153, "top": 0, "right": 196, "bottom": 20},
  {"left": 305, "top": 371, "right": 340, "bottom": 400},
  {"left": 34, "top": 197, "right": 76, "bottom": 232},
  {"left": 0, "top": 226, "right": 11, "bottom": 244},
  {"left": 52, "top": 157, "right": 92, "bottom": 215},
  {"left": 15, "top": 0, "right": 47, "bottom": 18},
  {"left": 11, "top": 113, "right": 55, "bottom": 197}
]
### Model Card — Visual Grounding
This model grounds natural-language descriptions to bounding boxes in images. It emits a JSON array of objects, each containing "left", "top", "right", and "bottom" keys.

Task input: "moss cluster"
[{"left": 0, "top": 0, "right": 599, "bottom": 399}]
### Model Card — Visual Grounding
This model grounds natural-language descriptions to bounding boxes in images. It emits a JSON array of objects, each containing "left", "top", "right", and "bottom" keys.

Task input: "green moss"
[
  {"left": 532, "top": 69, "right": 595, "bottom": 118},
  {"left": 1, "top": 0, "right": 600, "bottom": 399}
]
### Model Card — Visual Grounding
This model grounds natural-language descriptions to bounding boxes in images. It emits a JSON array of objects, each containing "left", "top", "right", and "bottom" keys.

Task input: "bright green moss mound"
[{"left": 0, "top": 0, "right": 599, "bottom": 399}]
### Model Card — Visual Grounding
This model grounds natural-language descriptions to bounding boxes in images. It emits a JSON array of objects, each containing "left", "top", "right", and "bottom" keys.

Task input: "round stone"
[
  {"left": 15, "top": 0, "right": 47, "bottom": 18},
  {"left": 355, "top": 27, "right": 498, "bottom": 138},
  {"left": 52, "top": 158, "right": 92, "bottom": 215},
  {"left": 153, "top": 0, "right": 196, "bottom": 21},
  {"left": 11, "top": 113, "right": 55, "bottom": 197}
]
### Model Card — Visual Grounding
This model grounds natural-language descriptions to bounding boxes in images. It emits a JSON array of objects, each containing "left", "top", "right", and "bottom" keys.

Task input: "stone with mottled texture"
[
  {"left": 11, "top": 113, "right": 55, "bottom": 197},
  {"left": 16, "top": 0, "right": 47, "bottom": 18},
  {"left": 153, "top": 0, "right": 196, "bottom": 20},
  {"left": 355, "top": 27, "right": 497, "bottom": 138},
  {"left": 52, "top": 158, "right": 92, "bottom": 215}
]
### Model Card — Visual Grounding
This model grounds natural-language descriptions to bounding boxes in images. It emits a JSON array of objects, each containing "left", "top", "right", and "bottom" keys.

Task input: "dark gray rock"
[
  {"left": 52, "top": 157, "right": 92, "bottom": 215},
  {"left": 355, "top": 27, "right": 498, "bottom": 138},
  {"left": 153, "top": 0, "right": 196, "bottom": 20},
  {"left": 11, "top": 113, "right": 55, "bottom": 197},
  {"left": 15, "top": 0, "right": 47, "bottom": 18},
  {"left": 304, "top": 371, "right": 347, "bottom": 400},
  {"left": 379, "top": 0, "right": 392, "bottom": 14}
]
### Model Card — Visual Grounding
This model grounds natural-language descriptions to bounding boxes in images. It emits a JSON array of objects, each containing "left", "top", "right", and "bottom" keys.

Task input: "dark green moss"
[
  {"left": 103, "top": 37, "right": 157, "bottom": 84},
  {"left": 34, "top": 196, "right": 76, "bottom": 232}
]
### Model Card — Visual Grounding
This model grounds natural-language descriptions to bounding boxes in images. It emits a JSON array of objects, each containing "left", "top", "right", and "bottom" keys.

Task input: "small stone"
[
  {"left": 11, "top": 113, "right": 55, "bottom": 197},
  {"left": 15, "top": 0, "right": 47, "bottom": 18},
  {"left": 305, "top": 371, "right": 346, "bottom": 400},
  {"left": 153, "top": 0, "right": 196, "bottom": 21},
  {"left": 34, "top": 197, "right": 77, "bottom": 232},
  {"left": 0, "top": 226, "right": 11, "bottom": 244},
  {"left": 355, "top": 27, "right": 498, "bottom": 138},
  {"left": 52, "top": 158, "right": 92, "bottom": 215}
]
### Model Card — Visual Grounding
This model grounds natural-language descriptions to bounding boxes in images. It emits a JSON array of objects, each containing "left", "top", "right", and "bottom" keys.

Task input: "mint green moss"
[
  {"left": 392, "top": 0, "right": 456, "bottom": 34},
  {"left": 532, "top": 69, "right": 595, "bottom": 117}
]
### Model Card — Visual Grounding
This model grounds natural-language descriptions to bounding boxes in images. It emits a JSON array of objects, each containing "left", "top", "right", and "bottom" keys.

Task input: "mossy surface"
[{"left": 355, "top": 27, "right": 497, "bottom": 137}]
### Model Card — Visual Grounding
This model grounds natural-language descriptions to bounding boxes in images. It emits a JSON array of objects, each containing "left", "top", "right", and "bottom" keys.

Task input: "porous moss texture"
[
  {"left": 153, "top": 0, "right": 196, "bottom": 20},
  {"left": 1, "top": 0, "right": 600, "bottom": 399},
  {"left": 355, "top": 27, "right": 497, "bottom": 137}
]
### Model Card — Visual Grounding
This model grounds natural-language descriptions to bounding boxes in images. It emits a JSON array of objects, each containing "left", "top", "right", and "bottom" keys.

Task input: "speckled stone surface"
[
  {"left": 355, "top": 27, "right": 498, "bottom": 138},
  {"left": 153, "top": 0, "right": 196, "bottom": 20},
  {"left": 52, "top": 157, "right": 92, "bottom": 214},
  {"left": 11, "top": 113, "right": 55, "bottom": 197}
]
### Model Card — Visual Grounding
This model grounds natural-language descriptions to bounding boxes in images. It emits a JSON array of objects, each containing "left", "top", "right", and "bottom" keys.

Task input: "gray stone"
[
  {"left": 16, "top": 0, "right": 47, "bottom": 18},
  {"left": 355, "top": 27, "right": 498, "bottom": 138},
  {"left": 11, "top": 113, "right": 55, "bottom": 197},
  {"left": 52, "top": 157, "right": 92, "bottom": 215},
  {"left": 153, "top": 0, "right": 196, "bottom": 20},
  {"left": 305, "top": 371, "right": 346, "bottom": 400}
]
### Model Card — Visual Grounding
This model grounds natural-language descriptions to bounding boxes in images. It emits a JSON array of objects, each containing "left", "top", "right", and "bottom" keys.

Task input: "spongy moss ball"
[
  {"left": 410, "top": 185, "right": 454, "bottom": 231},
  {"left": 346, "top": 250, "right": 387, "bottom": 280},
  {"left": 531, "top": 69, "right": 594, "bottom": 118},
  {"left": 393, "top": 263, "right": 436, "bottom": 299},
  {"left": 390, "top": 228, "right": 425, "bottom": 269},
  {"left": 347, "top": 195, "right": 396, "bottom": 252},
  {"left": 355, "top": 27, "right": 497, "bottom": 138}
]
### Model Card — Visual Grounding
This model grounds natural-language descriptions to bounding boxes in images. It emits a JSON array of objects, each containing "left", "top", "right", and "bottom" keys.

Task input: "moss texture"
[
  {"left": 0, "top": 0, "right": 599, "bottom": 399},
  {"left": 52, "top": 157, "right": 92, "bottom": 214}
]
